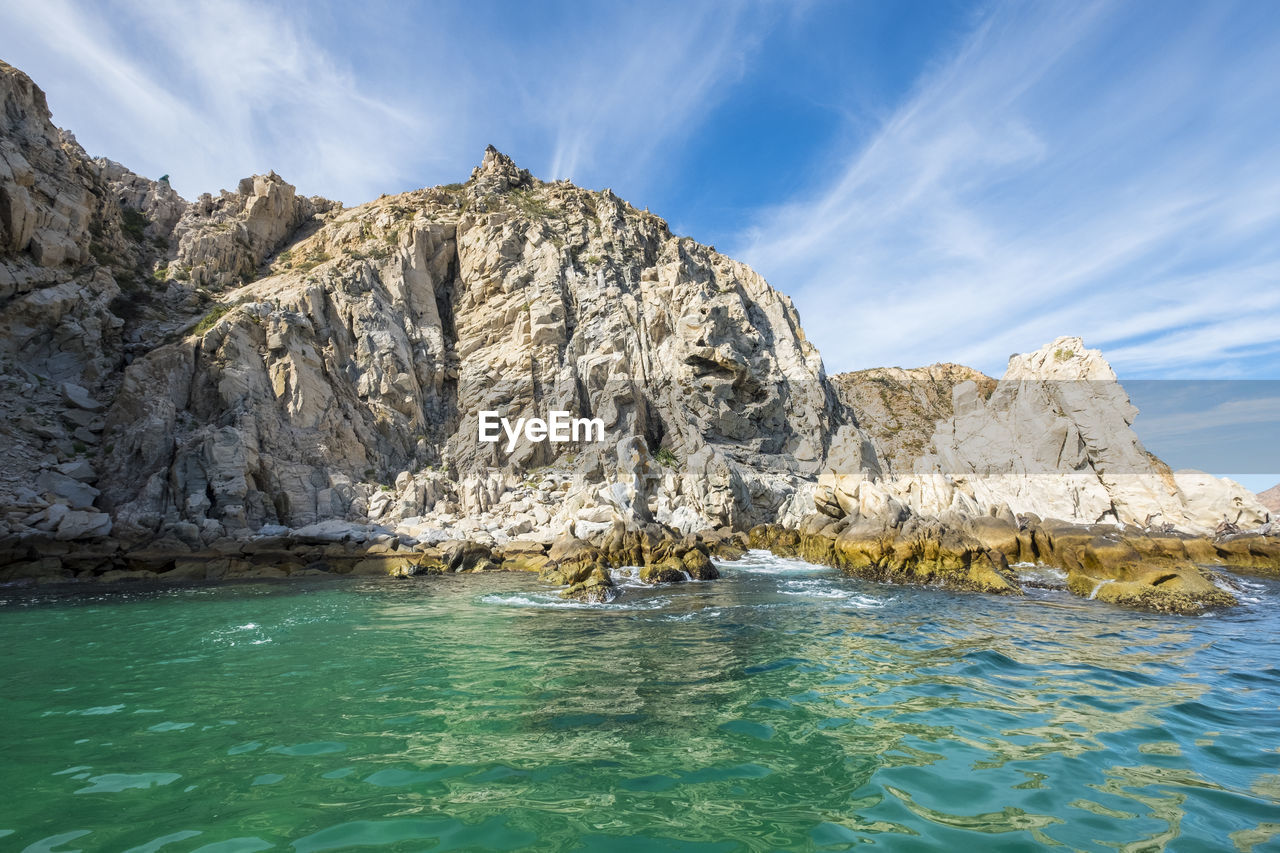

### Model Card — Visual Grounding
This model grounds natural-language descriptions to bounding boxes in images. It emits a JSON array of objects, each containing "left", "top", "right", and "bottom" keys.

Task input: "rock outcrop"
[
  {"left": 832, "top": 363, "right": 995, "bottom": 476},
  {"left": 170, "top": 172, "right": 337, "bottom": 290},
  {"left": 93, "top": 144, "right": 866, "bottom": 549},
  {"left": 0, "top": 60, "right": 1275, "bottom": 612},
  {"left": 825, "top": 337, "right": 1271, "bottom": 536},
  {"left": 803, "top": 337, "right": 1277, "bottom": 612}
]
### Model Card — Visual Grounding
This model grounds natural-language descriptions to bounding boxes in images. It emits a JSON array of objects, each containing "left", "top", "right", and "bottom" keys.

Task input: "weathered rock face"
[
  {"left": 826, "top": 337, "right": 1272, "bottom": 536},
  {"left": 832, "top": 364, "right": 995, "bottom": 476},
  {"left": 0, "top": 61, "right": 340, "bottom": 555},
  {"left": 171, "top": 172, "right": 337, "bottom": 290},
  {"left": 0, "top": 61, "right": 92, "bottom": 274},
  {"left": 89, "top": 144, "right": 866, "bottom": 544}
]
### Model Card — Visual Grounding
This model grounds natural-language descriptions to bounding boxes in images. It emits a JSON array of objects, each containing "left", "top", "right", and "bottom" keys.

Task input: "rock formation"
[
  {"left": 0, "top": 61, "right": 874, "bottom": 589},
  {"left": 802, "top": 337, "right": 1276, "bottom": 612},
  {"left": 94, "top": 143, "right": 865, "bottom": 549},
  {"left": 824, "top": 337, "right": 1270, "bottom": 536},
  {"left": 831, "top": 363, "right": 995, "bottom": 476},
  {"left": 0, "top": 60, "right": 1275, "bottom": 612}
]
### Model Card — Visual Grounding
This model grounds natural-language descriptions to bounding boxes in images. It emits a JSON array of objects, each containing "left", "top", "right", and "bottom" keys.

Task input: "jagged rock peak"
[
  {"left": 469, "top": 144, "right": 532, "bottom": 191},
  {"left": 0, "top": 59, "right": 50, "bottom": 122},
  {"left": 173, "top": 171, "right": 339, "bottom": 289},
  {"left": 1007, "top": 335, "right": 1116, "bottom": 381}
]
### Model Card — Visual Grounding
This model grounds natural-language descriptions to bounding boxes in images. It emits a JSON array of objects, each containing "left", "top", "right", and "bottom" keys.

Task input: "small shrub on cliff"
[
  {"left": 295, "top": 250, "right": 331, "bottom": 273},
  {"left": 89, "top": 241, "right": 114, "bottom": 265},
  {"left": 655, "top": 447, "right": 679, "bottom": 467},
  {"left": 121, "top": 207, "right": 150, "bottom": 241},
  {"left": 193, "top": 303, "right": 232, "bottom": 335},
  {"left": 511, "top": 189, "right": 555, "bottom": 219}
]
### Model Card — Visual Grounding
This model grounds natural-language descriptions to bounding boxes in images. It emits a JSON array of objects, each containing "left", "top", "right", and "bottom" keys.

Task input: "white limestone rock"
[{"left": 828, "top": 337, "right": 1273, "bottom": 534}]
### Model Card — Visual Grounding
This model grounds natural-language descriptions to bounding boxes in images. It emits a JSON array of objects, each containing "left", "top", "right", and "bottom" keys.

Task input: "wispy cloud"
[
  {"left": 0, "top": 0, "right": 430, "bottom": 203},
  {"left": 0, "top": 0, "right": 763, "bottom": 207},
  {"left": 734, "top": 1, "right": 1280, "bottom": 378},
  {"left": 1135, "top": 393, "right": 1280, "bottom": 443},
  {"left": 6, "top": 1, "right": 1276, "bottom": 381},
  {"left": 535, "top": 5, "right": 760, "bottom": 188}
]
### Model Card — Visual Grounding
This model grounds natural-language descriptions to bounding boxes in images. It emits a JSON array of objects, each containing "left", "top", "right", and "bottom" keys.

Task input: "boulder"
[
  {"left": 35, "top": 470, "right": 99, "bottom": 509},
  {"left": 54, "top": 509, "right": 112, "bottom": 540},
  {"left": 441, "top": 540, "right": 493, "bottom": 573},
  {"left": 56, "top": 459, "right": 97, "bottom": 482},
  {"left": 60, "top": 382, "right": 103, "bottom": 411},
  {"left": 559, "top": 567, "right": 616, "bottom": 603}
]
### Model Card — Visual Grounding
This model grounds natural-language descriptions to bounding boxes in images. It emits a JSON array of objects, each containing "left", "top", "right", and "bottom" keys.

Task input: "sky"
[{"left": 2, "top": 0, "right": 1277, "bottom": 485}]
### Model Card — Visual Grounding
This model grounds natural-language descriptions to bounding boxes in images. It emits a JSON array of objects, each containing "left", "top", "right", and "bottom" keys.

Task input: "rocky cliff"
[
  {"left": 95, "top": 145, "right": 876, "bottom": 549},
  {"left": 831, "top": 363, "right": 996, "bottom": 476},
  {"left": 803, "top": 337, "right": 1276, "bottom": 613},
  {"left": 824, "top": 337, "right": 1270, "bottom": 536},
  {"left": 1, "top": 60, "right": 1275, "bottom": 611},
  {"left": 0, "top": 61, "right": 871, "bottom": 557}
]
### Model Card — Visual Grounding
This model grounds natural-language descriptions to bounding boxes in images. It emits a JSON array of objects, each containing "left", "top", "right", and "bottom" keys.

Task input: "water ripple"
[{"left": 0, "top": 559, "right": 1276, "bottom": 849}]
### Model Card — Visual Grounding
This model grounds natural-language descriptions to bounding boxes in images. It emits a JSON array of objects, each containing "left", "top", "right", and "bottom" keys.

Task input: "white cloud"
[
  {"left": 538, "top": 5, "right": 758, "bottom": 188},
  {"left": 0, "top": 0, "right": 762, "bottom": 207},
  {"left": 1135, "top": 394, "right": 1280, "bottom": 443},
  {"left": 0, "top": 0, "right": 432, "bottom": 203},
  {"left": 734, "top": 1, "right": 1280, "bottom": 378}
]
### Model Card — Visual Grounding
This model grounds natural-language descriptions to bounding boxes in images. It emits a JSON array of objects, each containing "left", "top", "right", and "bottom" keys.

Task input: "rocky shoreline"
[
  {"left": 746, "top": 517, "right": 1280, "bottom": 614},
  {"left": 0, "top": 519, "right": 736, "bottom": 604},
  {"left": 4, "top": 513, "right": 1276, "bottom": 615}
]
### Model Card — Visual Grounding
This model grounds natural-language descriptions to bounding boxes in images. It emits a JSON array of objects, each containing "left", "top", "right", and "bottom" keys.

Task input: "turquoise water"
[{"left": 2, "top": 552, "right": 1278, "bottom": 852}]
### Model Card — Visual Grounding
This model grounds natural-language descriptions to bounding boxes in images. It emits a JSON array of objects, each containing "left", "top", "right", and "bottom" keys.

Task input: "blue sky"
[{"left": 2, "top": 0, "right": 1277, "bottom": 485}]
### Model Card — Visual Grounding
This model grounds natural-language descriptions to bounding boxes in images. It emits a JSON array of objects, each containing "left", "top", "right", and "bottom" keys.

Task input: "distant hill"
[{"left": 1259, "top": 484, "right": 1280, "bottom": 514}]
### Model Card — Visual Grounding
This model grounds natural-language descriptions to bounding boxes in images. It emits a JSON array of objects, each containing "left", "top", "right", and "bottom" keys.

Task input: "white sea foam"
[
  {"left": 716, "top": 550, "right": 830, "bottom": 574},
  {"left": 659, "top": 607, "right": 724, "bottom": 622},
  {"left": 1210, "top": 572, "right": 1265, "bottom": 605},
  {"left": 1015, "top": 564, "right": 1068, "bottom": 589},
  {"left": 777, "top": 577, "right": 886, "bottom": 608},
  {"left": 612, "top": 567, "right": 646, "bottom": 588},
  {"left": 1088, "top": 578, "right": 1116, "bottom": 600},
  {"left": 479, "top": 592, "right": 671, "bottom": 611},
  {"left": 610, "top": 565, "right": 708, "bottom": 587}
]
